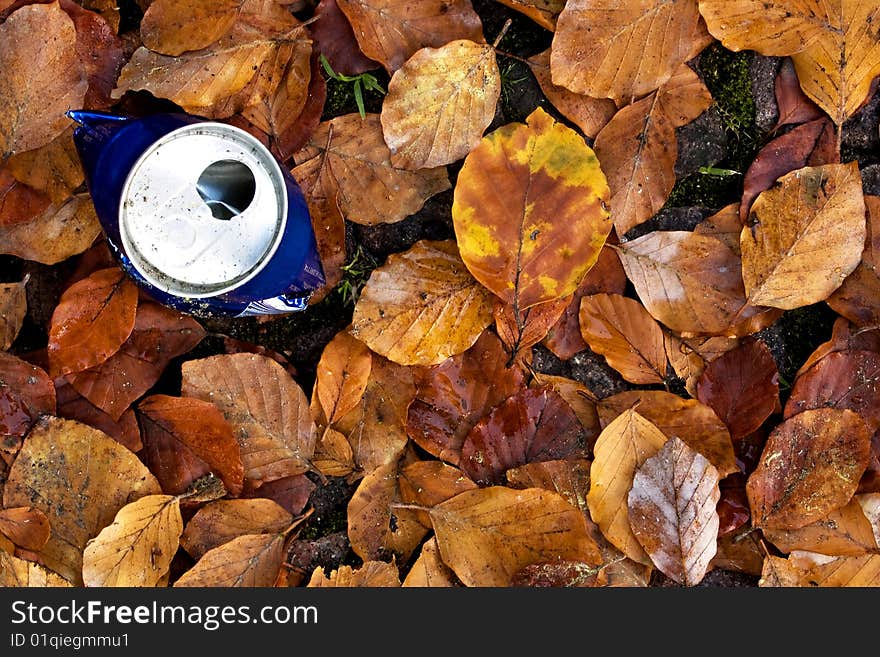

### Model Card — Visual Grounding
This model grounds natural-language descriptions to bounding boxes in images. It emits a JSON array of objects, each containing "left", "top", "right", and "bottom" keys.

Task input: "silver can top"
[{"left": 119, "top": 122, "right": 287, "bottom": 298}]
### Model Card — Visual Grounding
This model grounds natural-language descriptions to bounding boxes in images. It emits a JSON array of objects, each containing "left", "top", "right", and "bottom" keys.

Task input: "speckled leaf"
[
  {"left": 180, "top": 499, "right": 292, "bottom": 560},
  {"left": 350, "top": 239, "right": 494, "bottom": 366},
  {"left": 140, "top": 0, "right": 245, "bottom": 56},
  {"left": 453, "top": 106, "right": 611, "bottom": 310},
  {"left": 398, "top": 460, "right": 477, "bottom": 528},
  {"left": 380, "top": 39, "right": 500, "bottom": 169},
  {"left": 828, "top": 196, "right": 880, "bottom": 326},
  {"left": 314, "top": 330, "right": 372, "bottom": 425},
  {"left": 763, "top": 498, "right": 878, "bottom": 557},
  {"left": 174, "top": 532, "right": 284, "bottom": 587}
]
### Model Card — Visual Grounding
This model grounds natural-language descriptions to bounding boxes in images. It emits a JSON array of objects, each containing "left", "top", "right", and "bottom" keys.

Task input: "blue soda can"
[{"left": 66, "top": 109, "right": 325, "bottom": 318}]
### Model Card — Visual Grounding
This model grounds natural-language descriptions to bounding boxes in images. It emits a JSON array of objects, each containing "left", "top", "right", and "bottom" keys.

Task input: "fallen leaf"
[
  {"left": 762, "top": 551, "right": 880, "bottom": 586},
  {"left": 140, "top": 0, "right": 246, "bottom": 56},
  {"left": 47, "top": 267, "right": 139, "bottom": 378},
  {"left": 551, "top": 0, "right": 703, "bottom": 100},
  {"left": 0, "top": 507, "right": 50, "bottom": 551},
  {"left": 747, "top": 408, "right": 871, "bottom": 530},
  {"left": 431, "top": 486, "right": 601, "bottom": 587},
  {"left": 664, "top": 332, "right": 740, "bottom": 397},
  {"left": 506, "top": 458, "right": 592, "bottom": 518},
  {"left": 0, "top": 355, "right": 57, "bottom": 448},
  {"left": 527, "top": 373, "right": 601, "bottom": 450},
  {"left": 0, "top": 1, "right": 87, "bottom": 157},
  {"left": 2, "top": 416, "right": 161, "bottom": 584},
  {"left": 174, "top": 532, "right": 285, "bottom": 587},
  {"left": 180, "top": 498, "right": 293, "bottom": 560},
  {"left": 588, "top": 409, "right": 668, "bottom": 565},
  {"left": 54, "top": 379, "right": 141, "bottom": 452},
  {"left": 380, "top": 39, "right": 500, "bottom": 169},
  {"left": 402, "top": 537, "right": 459, "bottom": 587},
  {"left": 337, "top": 0, "right": 484, "bottom": 73},
  {"left": 460, "top": 386, "right": 586, "bottom": 486},
  {"left": 827, "top": 196, "right": 880, "bottom": 327},
  {"left": 694, "top": 204, "right": 744, "bottom": 255},
  {"left": 309, "top": 0, "right": 379, "bottom": 75},
  {"left": 741, "top": 162, "right": 866, "bottom": 310},
  {"left": 350, "top": 239, "right": 494, "bottom": 366},
  {"left": 270, "top": 50, "right": 327, "bottom": 161},
  {"left": 314, "top": 330, "right": 372, "bottom": 425},
  {"left": 796, "top": 317, "right": 880, "bottom": 376},
  {"left": 0, "top": 168, "right": 50, "bottom": 227},
  {"left": 311, "top": 427, "right": 354, "bottom": 477},
  {"left": 578, "top": 293, "right": 668, "bottom": 385},
  {"left": 0, "top": 551, "right": 71, "bottom": 587},
  {"left": 308, "top": 560, "right": 401, "bottom": 586},
  {"left": 763, "top": 498, "right": 878, "bottom": 557},
  {"left": 249, "top": 474, "right": 314, "bottom": 517},
  {"left": 82, "top": 494, "right": 182, "bottom": 587},
  {"left": 773, "top": 57, "right": 825, "bottom": 130},
  {"left": 398, "top": 460, "right": 478, "bottom": 528},
  {"left": 138, "top": 395, "right": 244, "bottom": 497},
  {"left": 493, "top": 296, "right": 569, "bottom": 365},
  {"left": 181, "top": 353, "right": 317, "bottom": 490},
  {"left": 628, "top": 436, "right": 721, "bottom": 586},
  {"left": 0, "top": 278, "right": 26, "bottom": 351},
  {"left": 453, "top": 106, "right": 611, "bottom": 309},
  {"left": 6, "top": 126, "right": 83, "bottom": 204}
]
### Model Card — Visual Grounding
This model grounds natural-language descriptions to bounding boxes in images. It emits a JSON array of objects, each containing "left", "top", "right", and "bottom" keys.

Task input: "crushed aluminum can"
[{"left": 66, "top": 109, "right": 325, "bottom": 318}]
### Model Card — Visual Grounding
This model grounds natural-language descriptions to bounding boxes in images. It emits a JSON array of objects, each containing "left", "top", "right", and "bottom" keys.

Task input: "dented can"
[{"left": 67, "top": 109, "right": 325, "bottom": 318}]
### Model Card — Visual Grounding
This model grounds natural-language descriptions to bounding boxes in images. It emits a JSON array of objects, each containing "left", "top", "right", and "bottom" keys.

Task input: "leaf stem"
[{"left": 492, "top": 19, "right": 512, "bottom": 50}]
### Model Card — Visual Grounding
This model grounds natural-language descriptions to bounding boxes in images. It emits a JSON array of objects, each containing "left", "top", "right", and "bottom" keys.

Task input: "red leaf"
[
  {"left": 0, "top": 351, "right": 55, "bottom": 448},
  {"left": 773, "top": 58, "right": 824, "bottom": 130}
]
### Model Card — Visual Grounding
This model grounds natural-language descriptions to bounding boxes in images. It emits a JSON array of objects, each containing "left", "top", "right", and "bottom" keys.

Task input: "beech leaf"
[
  {"left": 763, "top": 498, "right": 878, "bottom": 557},
  {"left": 6, "top": 125, "right": 83, "bottom": 204},
  {"left": 0, "top": 552, "right": 71, "bottom": 587},
  {"left": 174, "top": 532, "right": 285, "bottom": 587},
  {"left": 140, "top": 0, "right": 246, "bottom": 56},
  {"left": 180, "top": 498, "right": 292, "bottom": 560},
  {"left": 827, "top": 196, "right": 880, "bottom": 326},
  {"left": 308, "top": 560, "right": 401, "bottom": 587},
  {"left": 314, "top": 330, "right": 372, "bottom": 425},
  {"left": 0, "top": 279, "right": 27, "bottom": 351},
  {"left": 0, "top": 506, "right": 51, "bottom": 551}
]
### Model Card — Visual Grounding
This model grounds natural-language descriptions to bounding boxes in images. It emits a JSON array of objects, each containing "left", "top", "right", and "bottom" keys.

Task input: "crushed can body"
[{"left": 67, "top": 110, "right": 325, "bottom": 318}]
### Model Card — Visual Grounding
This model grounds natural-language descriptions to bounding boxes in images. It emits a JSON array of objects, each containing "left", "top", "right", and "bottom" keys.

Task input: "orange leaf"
[
  {"left": 763, "top": 498, "right": 878, "bottom": 557},
  {"left": 0, "top": 551, "right": 71, "bottom": 587},
  {"left": 314, "top": 330, "right": 372, "bottom": 425},
  {"left": 0, "top": 168, "right": 50, "bottom": 228},
  {"left": 55, "top": 378, "right": 142, "bottom": 452},
  {"left": 402, "top": 537, "right": 459, "bottom": 587},
  {"left": 398, "top": 460, "right": 477, "bottom": 527},
  {"left": 827, "top": 196, "right": 880, "bottom": 326},
  {"left": 180, "top": 498, "right": 292, "bottom": 560},
  {"left": 174, "top": 532, "right": 285, "bottom": 587},
  {"left": 141, "top": 0, "right": 245, "bottom": 56},
  {"left": 308, "top": 560, "right": 401, "bottom": 587},
  {"left": 493, "top": 296, "right": 569, "bottom": 365},
  {"left": 0, "top": 507, "right": 50, "bottom": 551},
  {"left": 6, "top": 126, "right": 83, "bottom": 204},
  {"left": 496, "top": 0, "right": 564, "bottom": 31}
]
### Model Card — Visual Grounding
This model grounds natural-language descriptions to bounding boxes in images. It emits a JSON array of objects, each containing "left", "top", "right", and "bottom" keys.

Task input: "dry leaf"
[
  {"left": 0, "top": 551, "right": 71, "bottom": 587},
  {"left": 174, "top": 532, "right": 285, "bottom": 587},
  {"left": 763, "top": 498, "right": 878, "bottom": 557},
  {"left": 741, "top": 162, "right": 866, "bottom": 309},
  {"left": 453, "top": 106, "right": 611, "bottom": 309},
  {"left": 506, "top": 458, "right": 592, "bottom": 521},
  {"left": 54, "top": 378, "right": 141, "bottom": 452},
  {"left": 628, "top": 437, "right": 721, "bottom": 586},
  {"left": 6, "top": 125, "right": 83, "bottom": 204},
  {"left": 140, "top": 0, "right": 246, "bottom": 56},
  {"left": 773, "top": 57, "right": 825, "bottom": 129},
  {"left": 492, "top": 296, "right": 569, "bottom": 365},
  {"left": 0, "top": 507, "right": 50, "bottom": 551},
  {"left": 380, "top": 39, "right": 500, "bottom": 170},
  {"left": 747, "top": 408, "right": 872, "bottom": 530},
  {"left": 398, "top": 460, "right": 478, "bottom": 527},
  {"left": 350, "top": 239, "right": 494, "bottom": 366},
  {"left": 827, "top": 196, "right": 880, "bottom": 326},
  {"left": 495, "top": 0, "right": 564, "bottom": 31},
  {"left": 249, "top": 474, "right": 314, "bottom": 517},
  {"left": 0, "top": 167, "right": 50, "bottom": 227},
  {"left": 314, "top": 330, "right": 372, "bottom": 425},
  {"left": 579, "top": 293, "right": 668, "bottom": 385},
  {"left": 309, "top": 0, "right": 379, "bottom": 75},
  {"left": 402, "top": 537, "right": 459, "bottom": 587},
  {"left": 664, "top": 332, "right": 740, "bottom": 397},
  {"left": 761, "top": 551, "right": 880, "bottom": 587},
  {"left": 308, "top": 560, "right": 401, "bottom": 586},
  {"left": 180, "top": 498, "right": 292, "bottom": 560},
  {"left": 82, "top": 494, "right": 182, "bottom": 587},
  {"left": 2, "top": 416, "right": 161, "bottom": 584},
  {"left": 0, "top": 279, "right": 26, "bottom": 351},
  {"left": 694, "top": 204, "right": 744, "bottom": 255}
]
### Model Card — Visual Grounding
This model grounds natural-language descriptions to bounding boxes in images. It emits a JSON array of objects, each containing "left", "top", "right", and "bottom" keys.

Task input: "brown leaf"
[
  {"left": 763, "top": 498, "right": 878, "bottom": 557},
  {"left": 664, "top": 332, "right": 740, "bottom": 398},
  {"left": 406, "top": 329, "right": 525, "bottom": 465},
  {"left": 308, "top": 560, "right": 401, "bottom": 587},
  {"left": 588, "top": 409, "right": 668, "bottom": 565},
  {"left": 695, "top": 338, "right": 780, "bottom": 440},
  {"left": 430, "top": 486, "right": 601, "bottom": 586},
  {"left": 698, "top": 0, "right": 827, "bottom": 55},
  {"left": 380, "top": 39, "right": 499, "bottom": 169},
  {"left": 311, "top": 427, "right": 354, "bottom": 477},
  {"left": 857, "top": 493, "right": 880, "bottom": 545},
  {"left": 350, "top": 239, "right": 494, "bottom": 366},
  {"left": 0, "top": 1, "right": 87, "bottom": 157},
  {"left": 827, "top": 196, "right": 880, "bottom": 327},
  {"left": 506, "top": 458, "right": 592, "bottom": 519},
  {"left": 709, "top": 529, "right": 766, "bottom": 577},
  {"left": 694, "top": 204, "right": 744, "bottom": 255},
  {"left": 0, "top": 278, "right": 26, "bottom": 351},
  {"left": 741, "top": 163, "right": 866, "bottom": 310},
  {"left": 180, "top": 498, "right": 292, "bottom": 560},
  {"left": 140, "top": 0, "right": 245, "bottom": 56},
  {"left": 181, "top": 353, "right": 317, "bottom": 490},
  {"left": 293, "top": 114, "right": 450, "bottom": 226},
  {"left": 0, "top": 506, "right": 50, "bottom": 551},
  {"left": 47, "top": 267, "right": 138, "bottom": 378},
  {"left": 551, "top": 0, "right": 703, "bottom": 100},
  {"left": 54, "top": 379, "right": 141, "bottom": 452},
  {"left": 309, "top": 0, "right": 379, "bottom": 75},
  {"left": 0, "top": 551, "right": 71, "bottom": 587},
  {"left": 398, "top": 460, "right": 477, "bottom": 527},
  {"left": 337, "top": 0, "right": 484, "bottom": 73},
  {"left": 0, "top": 353, "right": 56, "bottom": 454},
  {"left": 578, "top": 293, "right": 668, "bottom": 385},
  {"left": 66, "top": 301, "right": 206, "bottom": 421},
  {"left": 2, "top": 416, "right": 161, "bottom": 584},
  {"left": 628, "top": 436, "right": 721, "bottom": 586},
  {"left": 270, "top": 50, "right": 327, "bottom": 161},
  {"left": 174, "top": 532, "right": 285, "bottom": 587},
  {"left": 761, "top": 551, "right": 880, "bottom": 586},
  {"left": 6, "top": 126, "right": 83, "bottom": 204},
  {"left": 138, "top": 395, "right": 244, "bottom": 497},
  {"left": 796, "top": 317, "right": 880, "bottom": 377},
  {"left": 773, "top": 57, "right": 825, "bottom": 129},
  {"left": 528, "top": 373, "right": 601, "bottom": 451},
  {"left": 0, "top": 168, "right": 50, "bottom": 227},
  {"left": 82, "top": 494, "right": 183, "bottom": 587},
  {"left": 249, "top": 474, "right": 314, "bottom": 517},
  {"left": 747, "top": 408, "right": 872, "bottom": 530},
  {"left": 598, "top": 390, "right": 739, "bottom": 478},
  {"left": 493, "top": 296, "right": 569, "bottom": 365},
  {"left": 495, "top": 0, "right": 564, "bottom": 31},
  {"left": 453, "top": 106, "right": 612, "bottom": 309},
  {"left": 460, "top": 386, "right": 586, "bottom": 486},
  {"left": 314, "top": 330, "right": 372, "bottom": 425},
  {"left": 593, "top": 65, "right": 713, "bottom": 237},
  {"left": 402, "top": 537, "right": 459, "bottom": 587}
]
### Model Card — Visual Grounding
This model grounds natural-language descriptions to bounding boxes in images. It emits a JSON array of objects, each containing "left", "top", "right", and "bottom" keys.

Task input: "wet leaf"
[
  {"left": 270, "top": 50, "right": 327, "bottom": 161},
  {"left": 308, "top": 560, "right": 401, "bottom": 587},
  {"left": 551, "top": 0, "right": 703, "bottom": 99},
  {"left": 695, "top": 338, "right": 780, "bottom": 440},
  {"left": 138, "top": 395, "right": 243, "bottom": 497},
  {"left": 593, "top": 65, "right": 713, "bottom": 238},
  {"left": 827, "top": 196, "right": 880, "bottom": 327},
  {"left": 528, "top": 373, "right": 601, "bottom": 450},
  {"left": 0, "top": 1, "right": 87, "bottom": 157},
  {"left": 54, "top": 379, "right": 141, "bottom": 452},
  {"left": 380, "top": 39, "right": 500, "bottom": 169},
  {"left": 314, "top": 330, "right": 372, "bottom": 425},
  {"left": 398, "top": 461, "right": 478, "bottom": 527},
  {"left": 180, "top": 498, "right": 293, "bottom": 560},
  {"left": 140, "top": 0, "right": 246, "bottom": 56},
  {"left": 0, "top": 278, "right": 26, "bottom": 351},
  {"left": 747, "top": 408, "right": 872, "bottom": 530},
  {"left": 82, "top": 494, "right": 182, "bottom": 587},
  {"left": 460, "top": 386, "right": 586, "bottom": 486},
  {"left": 453, "top": 106, "right": 611, "bottom": 309},
  {"left": 249, "top": 474, "right": 314, "bottom": 517},
  {"left": 0, "top": 506, "right": 50, "bottom": 551},
  {"left": 588, "top": 409, "right": 668, "bottom": 565},
  {"left": 741, "top": 163, "right": 866, "bottom": 310},
  {"left": 763, "top": 498, "right": 878, "bottom": 557},
  {"left": 402, "top": 537, "right": 459, "bottom": 587},
  {"left": 174, "top": 532, "right": 285, "bottom": 587},
  {"left": 292, "top": 114, "right": 450, "bottom": 226},
  {"left": 664, "top": 333, "right": 740, "bottom": 398},
  {"left": 0, "top": 551, "right": 71, "bottom": 587},
  {"left": 506, "top": 458, "right": 592, "bottom": 518},
  {"left": 181, "top": 353, "right": 317, "bottom": 490},
  {"left": 406, "top": 329, "right": 525, "bottom": 465},
  {"left": 710, "top": 528, "right": 765, "bottom": 576},
  {"left": 337, "top": 0, "right": 483, "bottom": 74},
  {"left": 578, "top": 293, "right": 668, "bottom": 385},
  {"left": 628, "top": 437, "right": 721, "bottom": 586},
  {"left": 350, "top": 239, "right": 493, "bottom": 366},
  {"left": 796, "top": 317, "right": 880, "bottom": 376},
  {"left": 309, "top": 0, "right": 379, "bottom": 75},
  {"left": 6, "top": 126, "right": 83, "bottom": 204},
  {"left": 2, "top": 416, "right": 161, "bottom": 584}
]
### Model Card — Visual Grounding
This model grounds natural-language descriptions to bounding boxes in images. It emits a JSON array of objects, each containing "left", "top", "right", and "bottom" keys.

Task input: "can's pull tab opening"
[{"left": 196, "top": 159, "right": 256, "bottom": 221}]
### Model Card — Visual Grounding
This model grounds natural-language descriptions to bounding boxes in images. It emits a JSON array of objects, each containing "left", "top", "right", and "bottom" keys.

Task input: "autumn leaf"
[
  {"left": 496, "top": 0, "right": 564, "bottom": 31},
  {"left": 349, "top": 239, "right": 494, "bottom": 366},
  {"left": 2, "top": 416, "right": 161, "bottom": 584},
  {"left": 140, "top": 0, "right": 246, "bottom": 56},
  {"left": 6, "top": 125, "right": 83, "bottom": 204},
  {"left": 578, "top": 293, "right": 668, "bottom": 385},
  {"left": 47, "top": 267, "right": 139, "bottom": 378},
  {"left": 402, "top": 537, "right": 459, "bottom": 587},
  {"left": 528, "top": 374, "right": 602, "bottom": 450},
  {"left": 0, "top": 551, "right": 71, "bottom": 587},
  {"left": 763, "top": 498, "right": 878, "bottom": 557},
  {"left": 174, "top": 532, "right": 285, "bottom": 587},
  {"left": 398, "top": 460, "right": 477, "bottom": 527},
  {"left": 337, "top": 0, "right": 484, "bottom": 73},
  {"left": 314, "top": 329, "right": 372, "bottom": 425},
  {"left": 180, "top": 499, "right": 293, "bottom": 560},
  {"left": 54, "top": 379, "right": 141, "bottom": 453},
  {"left": 309, "top": 0, "right": 379, "bottom": 75},
  {"left": 0, "top": 278, "right": 26, "bottom": 351},
  {"left": 430, "top": 486, "right": 601, "bottom": 586},
  {"left": 827, "top": 196, "right": 880, "bottom": 326},
  {"left": 0, "top": 1, "right": 87, "bottom": 157},
  {"left": 453, "top": 106, "right": 611, "bottom": 310},
  {"left": 308, "top": 560, "right": 401, "bottom": 587},
  {"left": 747, "top": 408, "right": 871, "bottom": 530},
  {"left": 0, "top": 167, "right": 50, "bottom": 227},
  {"left": 82, "top": 494, "right": 183, "bottom": 587},
  {"left": 550, "top": 0, "right": 704, "bottom": 100},
  {"left": 761, "top": 551, "right": 880, "bottom": 587},
  {"left": 380, "top": 39, "right": 500, "bottom": 170},
  {"left": 664, "top": 332, "right": 741, "bottom": 398},
  {"left": 0, "top": 507, "right": 50, "bottom": 551},
  {"left": 492, "top": 296, "right": 569, "bottom": 365}
]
